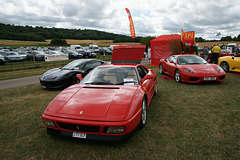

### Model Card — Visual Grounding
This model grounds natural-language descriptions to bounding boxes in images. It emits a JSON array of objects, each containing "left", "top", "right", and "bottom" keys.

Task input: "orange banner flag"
[{"left": 125, "top": 8, "right": 136, "bottom": 39}]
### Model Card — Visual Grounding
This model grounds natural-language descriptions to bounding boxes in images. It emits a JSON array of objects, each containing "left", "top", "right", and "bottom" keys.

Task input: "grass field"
[
  {"left": 1, "top": 39, "right": 239, "bottom": 48},
  {"left": 0, "top": 65, "right": 239, "bottom": 160},
  {"left": 0, "top": 39, "right": 141, "bottom": 47}
]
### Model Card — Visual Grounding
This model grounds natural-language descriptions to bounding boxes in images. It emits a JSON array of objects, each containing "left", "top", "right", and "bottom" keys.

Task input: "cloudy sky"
[{"left": 1, "top": 0, "right": 240, "bottom": 40}]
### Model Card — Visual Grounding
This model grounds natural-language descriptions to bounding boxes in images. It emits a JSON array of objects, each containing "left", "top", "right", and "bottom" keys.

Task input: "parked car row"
[{"left": 0, "top": 45, "right": 103, "bottom": 63}]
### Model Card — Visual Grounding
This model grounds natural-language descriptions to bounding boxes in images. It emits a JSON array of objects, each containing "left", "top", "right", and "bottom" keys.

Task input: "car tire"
[
  {"left": 139, "top": 98, "right": 147, "bottom": 129},
  {"left": 220, "top": 62, "right": 229, "bottom": 72},
  {"left": 154, "top": 83, "right": 157, "bottom": 95},
  {"left": 175, "top": 69, "right": 181, "bottom": 82},
  {"left": 159, "top": 63, "right": 163, "bottom": 74}
]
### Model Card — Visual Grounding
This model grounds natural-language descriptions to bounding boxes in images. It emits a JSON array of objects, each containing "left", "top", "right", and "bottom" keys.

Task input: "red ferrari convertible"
[
  {"left": 159, "top": 55, "right": 226, "bottom": 83},
  {"left": 42, "top": 45, "right": 157, "bottom": 142}
]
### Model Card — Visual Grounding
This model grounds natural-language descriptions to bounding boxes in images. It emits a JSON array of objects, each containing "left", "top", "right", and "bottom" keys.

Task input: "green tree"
[{"left": 50, "top": 39, "right": 67, "bottom": 45}]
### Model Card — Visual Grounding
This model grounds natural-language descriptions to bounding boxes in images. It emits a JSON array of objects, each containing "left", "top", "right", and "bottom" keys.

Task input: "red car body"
[
  {"left": 42, "top": 45, "right": 157, "bottom": 141},
  {"left": 159, "top": 55, "right": 226, "bottom": 83}
]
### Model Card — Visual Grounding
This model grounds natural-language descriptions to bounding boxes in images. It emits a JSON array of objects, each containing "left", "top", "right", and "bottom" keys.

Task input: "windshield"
[
  {"left": 34, "top": 51, "right": 44, "bottom": 55},
  {"left": 81, "top": 67, "right": 139, "bottom": 85},
  {"left": 62, "top": 60, "right": 86, "bottom": 70},
  {"left": 18, "top": 52, "right": 26, "bottom": 55},
  {"left": 177, "top": 56, "right": 207, "bottom": 65},
  {"left": 221, "top": 50, "right": 230, "bottom": 53},
  {"left": 7, "top": 52, "right": 16, "bottom": 56}
]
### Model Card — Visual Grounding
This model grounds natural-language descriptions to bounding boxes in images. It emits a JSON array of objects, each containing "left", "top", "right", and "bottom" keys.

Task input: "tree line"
[
  {"left": 195, "top": 34, "right": 240, "bottom": 42},
  {"left": 0, "top": 23, "right": 140, "bottom": 43},
  {"left": 0, "top": 23, "right": 239, "bottom": 44}
]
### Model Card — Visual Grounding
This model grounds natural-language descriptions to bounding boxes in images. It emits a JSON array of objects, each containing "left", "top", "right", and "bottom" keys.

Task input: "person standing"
[
  {"left": 211, "top": 44, "right": 221, "bottom": 64},
  {"left": 202, "top": 45, "right": 209, "bottom": 61},
  {"left": 147, "top": 46, "right": 151, "bottom": 62}
]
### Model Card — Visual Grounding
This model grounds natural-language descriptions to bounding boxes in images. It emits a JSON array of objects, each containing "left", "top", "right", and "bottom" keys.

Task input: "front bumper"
[
  {"left": 47, "top": 128, "right": 128, "bottom": 142},
  {"left": 42, "top": 109, "right": 141, "bottom": 142},
  {"left": 180, "top": 72, "right": 226, "bottom": 83},
  {"left": 39, "top": 79, "right": 70, "bottom": 89}
]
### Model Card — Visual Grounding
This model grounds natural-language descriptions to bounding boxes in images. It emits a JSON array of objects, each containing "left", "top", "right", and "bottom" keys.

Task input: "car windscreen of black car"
[
  {"left": 62, "top": 60, "right": 86, "bottom": 70},
  {"left": 84, "top": 61, "right": 102, "bottom": 72}
]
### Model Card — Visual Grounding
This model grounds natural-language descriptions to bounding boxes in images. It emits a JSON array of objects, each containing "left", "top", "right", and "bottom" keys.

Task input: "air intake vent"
[{"left": 83, "top": 86, "right": 119, "bottom": 89}]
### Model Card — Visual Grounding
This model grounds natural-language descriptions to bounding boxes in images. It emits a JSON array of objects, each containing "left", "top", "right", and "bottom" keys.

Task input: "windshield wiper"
[{"left": 189, "top": 63, "right": 202, "bottom": 64}]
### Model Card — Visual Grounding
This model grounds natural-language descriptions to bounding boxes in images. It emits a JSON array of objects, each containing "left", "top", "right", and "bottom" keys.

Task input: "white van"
[
  {"left": 227, "top": 43, "right": 237, "bottom": 51},
  {"left": 89, "top": 45, "right": 99, "bottom": 53},
  {"left": 70, "top": 45, "right": 81, "bottom": 51},
  {"left": 109, "top": 45, "right": 119, "bottom": 51}
]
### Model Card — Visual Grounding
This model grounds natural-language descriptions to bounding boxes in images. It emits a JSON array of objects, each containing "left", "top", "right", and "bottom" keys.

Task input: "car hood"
[
  {"left": 181, "top": 64, "right": 221, "bottom": 74},
  {"left": 40, "top": 68, "right": 75, "bottom": 80},
  {"left": 44, "top": 85, "right": 139, "bottom": 121}
]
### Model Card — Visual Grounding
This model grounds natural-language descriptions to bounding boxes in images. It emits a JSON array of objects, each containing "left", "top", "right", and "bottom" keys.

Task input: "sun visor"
[{"left": 111, "top": 45, "right": 146, "bottom": 64}]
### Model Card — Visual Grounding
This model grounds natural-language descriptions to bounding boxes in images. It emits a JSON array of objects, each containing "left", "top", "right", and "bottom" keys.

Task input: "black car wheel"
[
  {"left": 0, "top": 61, "right": 5, "bottom": 65},
  {"left": 175, "top": 69, "right": 181, "bottom": 82},
  {"left": 220, "top": 62, "right": 229, "bottom": 72},
  {"left": 154, "top": 83, "right": 157, "bottom": 95},
  {"left": 139, "top": 98, "right": 147, "bottom": 129},
  {"left": 159, "top": 63, "right": 163, "bottom": 74}
]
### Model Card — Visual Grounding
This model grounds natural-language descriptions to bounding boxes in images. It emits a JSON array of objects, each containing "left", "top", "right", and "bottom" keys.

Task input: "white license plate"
[
  {"left": 204, "top": 77, "right": 216, "bottom": 81},
  {"left": 72, "top": 132, "right": 87, "bottom": 139}
]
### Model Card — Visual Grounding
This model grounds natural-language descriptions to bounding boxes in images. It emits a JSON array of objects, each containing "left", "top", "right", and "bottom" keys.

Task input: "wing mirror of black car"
[{"left": 76, "top": 74, "right": 83, "bottom": 81}]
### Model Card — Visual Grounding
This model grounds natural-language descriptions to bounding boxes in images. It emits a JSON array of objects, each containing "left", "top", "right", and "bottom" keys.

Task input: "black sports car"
[{"left": 39, "top": 59, "right": 108, "bottom": 89}]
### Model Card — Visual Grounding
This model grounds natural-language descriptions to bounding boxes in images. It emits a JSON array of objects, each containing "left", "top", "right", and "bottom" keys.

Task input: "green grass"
[{"left": 0, "top": 66, "right": 240, "bottom": 159}]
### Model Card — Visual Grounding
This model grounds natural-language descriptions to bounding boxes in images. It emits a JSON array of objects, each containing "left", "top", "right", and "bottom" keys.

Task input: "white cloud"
[{"left": 0, "top": 0, "right": 239, "bottom": 40}]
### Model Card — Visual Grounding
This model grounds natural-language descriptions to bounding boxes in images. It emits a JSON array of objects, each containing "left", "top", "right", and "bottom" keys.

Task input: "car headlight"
[
  {"left": 184, "top": 68, "right": 196, "bottom": 73},
  {"left": 43, "top": 119, "right": 56, "bottom": 128},
  {"left": 217, "top": 67, "right": 224, "bottom": 73},
  {"left": 104, "top": 126, "right": 125, "bottom": 134}
]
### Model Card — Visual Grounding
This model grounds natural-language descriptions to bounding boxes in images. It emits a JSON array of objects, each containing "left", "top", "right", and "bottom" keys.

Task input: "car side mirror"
[
  {"left": 76, "top": 74, "right": 83, "bottom": 81},
  {"left": 232, "top": 56, "right": 234, "bottom": 60},
  {"left": 169, "top": 60, "right": 175, "bottom": 64},
  {"left": 141, "top": 74, "right": 153, "bottom": 83}
]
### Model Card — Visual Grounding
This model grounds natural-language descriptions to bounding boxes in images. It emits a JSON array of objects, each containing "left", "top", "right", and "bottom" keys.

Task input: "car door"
[
  {"left": 137, "top": 65, "right": 154, "bottom": 106},
  {"left": 165, "top": 56, "right": 177, "bottom": 77},
  {"left": 230, "top": 57, "right": 240, "bottom": 69}
]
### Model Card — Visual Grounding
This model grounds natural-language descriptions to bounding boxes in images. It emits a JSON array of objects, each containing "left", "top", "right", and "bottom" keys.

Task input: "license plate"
[
  {"left": 204, "top": 77, "right": 216, "bottom": 81},
  {"left": 72, "top": 132, "right": 87, "bottom": 139}
]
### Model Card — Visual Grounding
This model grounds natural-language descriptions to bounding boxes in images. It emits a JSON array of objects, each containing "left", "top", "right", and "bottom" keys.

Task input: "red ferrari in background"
[
  {"left": 42, "top": 45, "right": 157, "bottom": 142},
  {"left": 159, "top": 55, "right": 226, "bottom": 83}
]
